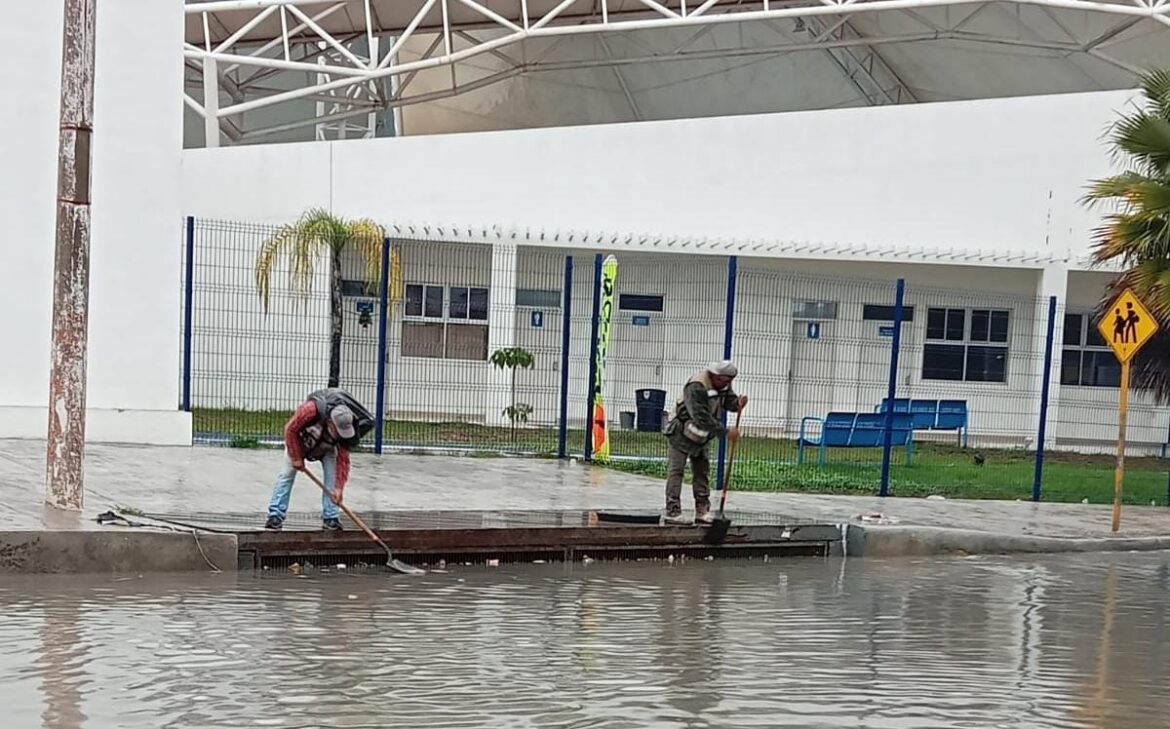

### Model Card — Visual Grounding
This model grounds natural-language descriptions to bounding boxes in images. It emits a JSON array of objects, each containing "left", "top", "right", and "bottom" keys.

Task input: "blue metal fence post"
[
  {"left": 181, "top": 216, "right": 195, "bottom": 412},
  {"left": 583, "top": 254, "right": 603, "bottom": 460},
  {"left": 1033, "top": 296, "right": 1057, "bottom": 501},
  {"left": 374, "top": 237, "right": 391, "bottom": 454},
  {"left": 879, "top": 278, "right": 906, "bottom": 497},
  {"left": 716, "top": 255, "right": 738, "bottom": 490},
  {"left": 558, "top": 256, "right": 574, "bottom": 459}
]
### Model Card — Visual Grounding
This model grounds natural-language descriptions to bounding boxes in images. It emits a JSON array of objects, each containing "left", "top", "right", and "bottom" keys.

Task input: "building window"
[
  {"left": 341, "top": 279, "right": 373, "bottom": 297},
  {"left": 1061, "top": 313, "right": 1120, "bottom": 387},
  {"left": 792, "top": 300, "right": 838, "bottom": 320},
  {"left": 401, "top": 321, "right": 445, "bottom": 358},
  {"left": 402, "top": 283, "right": 489, "bottom": 360},
  {"left": 862, "top": 304, "right": 915, "bottom": 322},
  {"left": 619, "top": 294, "right": 664, "bottom": 312},
  {"left": 922, "top": 307, "right": 1009, "bottom": 382},
  {"left": 448, "top": 286, "right": 489, "bottom": 321},
  {"left": 516, "top": 288, "right": 561, "bottom": 308},
  {"left": 405, "top": 284, "right": 444, "bottom": 319}
]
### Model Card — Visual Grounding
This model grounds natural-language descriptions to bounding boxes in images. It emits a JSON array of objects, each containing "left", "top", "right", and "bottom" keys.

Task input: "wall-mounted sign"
[
  {"left": 878, "top": 325, "right": 895, "bottom": 338},
  {"left": 355, "top": 300, "right": 375, "bottom": 314},
  {"left": 531, "top": 311, "right": 544, "bottom": 328},
  {"left": 807, "top": 322, "right": 821, "bottom": 340},
  {"left": 632, "top": 315, "right": 651, "bottom": 327}
]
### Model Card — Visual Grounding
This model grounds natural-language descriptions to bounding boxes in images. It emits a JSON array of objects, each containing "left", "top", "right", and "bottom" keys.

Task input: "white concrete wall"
[
  {"left": 0, "top": 0, "right": 189, "bottom": 444},
  {"left": 184, "top": 88, "right": 1135, "bottom": 263}
]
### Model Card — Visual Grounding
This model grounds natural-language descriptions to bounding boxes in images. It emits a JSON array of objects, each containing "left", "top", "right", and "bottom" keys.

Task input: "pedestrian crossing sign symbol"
[{"left": 1098, "top": 288, "right": 1158, "bottom": 363}]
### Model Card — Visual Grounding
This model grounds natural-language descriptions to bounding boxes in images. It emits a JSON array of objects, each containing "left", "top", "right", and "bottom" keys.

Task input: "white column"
[
  {"left": 1033, "top": 264, "right": 1068, "bottom": 451},
  {"left": 201, "top": 58, "right": 220, "bottom": 148},
  {"left": 486, "top": 243, "right": 518, "bottom": 426}
]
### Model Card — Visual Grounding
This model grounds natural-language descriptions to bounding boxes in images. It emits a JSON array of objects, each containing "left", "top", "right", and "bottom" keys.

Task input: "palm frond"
[
  {"left": 1111, "top": 113, "right": 1170, "bottom": 175},
  {"left": 345, "top": 218, "right": 386, "bottom": 296},
  {"left": 1086, "top": 69, "right": 1170, "bottom": 403},
  {"left": 1140, "top": 68, "right": 1170, "bottom": 122},
  {"left": 255, "top": 208, "right": 336, "bottom": 312}
]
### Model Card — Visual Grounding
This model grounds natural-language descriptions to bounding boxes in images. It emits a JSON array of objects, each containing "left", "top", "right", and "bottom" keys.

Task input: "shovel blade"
[
  {"left": 387, "top": 558, "right": 425, "bottom": 576},
  {"left": 703, "top": 517, "right": 731, "bottom": 545}
]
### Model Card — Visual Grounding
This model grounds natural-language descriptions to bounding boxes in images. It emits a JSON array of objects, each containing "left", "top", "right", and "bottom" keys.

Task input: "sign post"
[{"left": 1097, "top": 288, "right": 1159, "bottom": 532}]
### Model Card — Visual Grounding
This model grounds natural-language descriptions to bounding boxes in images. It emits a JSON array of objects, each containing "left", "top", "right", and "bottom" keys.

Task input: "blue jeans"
[{"left": 267, "top": 451, "right": 340, "bottom": 522}]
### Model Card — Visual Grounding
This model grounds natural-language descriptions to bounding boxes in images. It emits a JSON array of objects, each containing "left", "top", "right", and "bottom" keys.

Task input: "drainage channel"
[{"left": 135, "top": 509, "right": 841, "bottom": 572}]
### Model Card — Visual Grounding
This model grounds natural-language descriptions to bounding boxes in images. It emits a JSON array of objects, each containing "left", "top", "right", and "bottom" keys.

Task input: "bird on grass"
[{"left": 973, "top": 452, "right": 986, "bottom": 467}]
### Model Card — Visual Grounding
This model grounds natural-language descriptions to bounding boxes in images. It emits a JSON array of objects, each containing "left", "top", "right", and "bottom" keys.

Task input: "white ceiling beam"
[{"left": 182, "top": 0, "right": 1169, "bottom": 142}]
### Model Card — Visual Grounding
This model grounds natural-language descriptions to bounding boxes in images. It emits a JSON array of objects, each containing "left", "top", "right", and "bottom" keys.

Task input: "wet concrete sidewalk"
[{"left": 3, "top": 439, "right": 1170, "bottom": 542}]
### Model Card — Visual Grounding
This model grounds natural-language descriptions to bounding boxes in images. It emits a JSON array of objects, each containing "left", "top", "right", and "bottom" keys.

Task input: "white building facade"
[{"left": 2, "top": 0, "right": 1167, "bottom": 454}]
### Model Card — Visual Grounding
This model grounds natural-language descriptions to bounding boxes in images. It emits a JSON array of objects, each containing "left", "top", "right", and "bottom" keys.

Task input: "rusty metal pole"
[{"left": 46, "top": 0, "right": 97, "bottom": 512}]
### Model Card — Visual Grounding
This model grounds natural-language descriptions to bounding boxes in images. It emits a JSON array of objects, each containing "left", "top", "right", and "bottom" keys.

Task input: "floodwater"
[{"left": 2, "top": 553, "right": 1169, "bottom": 729}]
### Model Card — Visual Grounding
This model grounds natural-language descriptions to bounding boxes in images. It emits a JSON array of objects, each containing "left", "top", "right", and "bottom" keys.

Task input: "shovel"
[
  {"left": 704, "top": 407, "right": 744, "bottom": 545},
  {"left": 300, "top": 467, "right": 425, "bottom": 576}
]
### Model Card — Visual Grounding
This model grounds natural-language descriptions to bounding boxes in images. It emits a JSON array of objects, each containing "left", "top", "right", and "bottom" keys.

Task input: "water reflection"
[
  {"left": 0, "top": 552, "right": 1167, "bottom": 728},
  {"left": 39, "top": 601, "right": 86, "bottom": 729}
]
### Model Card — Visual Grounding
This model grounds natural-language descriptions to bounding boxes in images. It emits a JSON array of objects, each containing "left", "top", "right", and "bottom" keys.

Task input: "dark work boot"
[
  {"left": 322, "top": 518, "right": 344, "bottom": 532},
  {"left": 264, "top": 516, "right": 283, "bottom": 531}
]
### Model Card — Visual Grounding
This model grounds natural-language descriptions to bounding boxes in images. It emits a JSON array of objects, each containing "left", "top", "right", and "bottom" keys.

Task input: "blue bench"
[
  {"left": 797, "top": 412, "right": 915, "bottom": 466},
  {"left": 876, "top": 398, "right": 969, "bottom": 447}
]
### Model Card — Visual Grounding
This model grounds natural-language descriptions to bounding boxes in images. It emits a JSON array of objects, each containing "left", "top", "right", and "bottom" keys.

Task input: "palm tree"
[
  {"left": 255, "top": 208, "right": 391, "bottom": 388},
  {"left": 1084, "top": 69, "right": 1170, "bottom": 399}
]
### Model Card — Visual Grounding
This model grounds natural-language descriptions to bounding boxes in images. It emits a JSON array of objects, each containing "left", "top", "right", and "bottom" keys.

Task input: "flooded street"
[{"left": 2, "top": 553, "right": 1168, "bottom": 728}]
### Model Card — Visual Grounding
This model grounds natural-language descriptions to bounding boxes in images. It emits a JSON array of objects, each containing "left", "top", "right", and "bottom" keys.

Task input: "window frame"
[
  {"left": 447, "top": 285, "right": 490, "bottom": 322},
  {"left": 515, "top": 288, "right": 562, "bottom": 309},
  {"left": 404, "top": 283, "right": 446, "bottom": 320},
  {"left": 402, "top": 282, "right": 490, "bottom": 361},
  {"left": 922, "top": 306, "right": 1011, "bottom": 383},
  {"left": 618, "top": 293, "right": 665, "bottom": 313},
  {"left": 1060, "top": 312, "right": 1120, "bottom": 388}
]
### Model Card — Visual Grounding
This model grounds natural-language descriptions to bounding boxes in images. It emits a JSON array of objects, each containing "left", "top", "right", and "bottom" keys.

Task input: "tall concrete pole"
[{"left": 46, "top": 0, "right": 96, "bottom": 511}]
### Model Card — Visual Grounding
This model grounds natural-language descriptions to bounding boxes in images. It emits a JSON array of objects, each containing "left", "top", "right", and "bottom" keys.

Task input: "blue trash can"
[{"left": 635, "top": 388, "right": 668, "bottom": 432}]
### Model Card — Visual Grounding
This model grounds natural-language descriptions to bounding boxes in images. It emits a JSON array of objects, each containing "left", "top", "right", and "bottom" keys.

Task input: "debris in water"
[
  {"left": 486, "top": 559, "right": 500, "bottom": 567},
  {"left": 857, "top": 512, "right": 899, "bottom": 525},
  {"left": 925, "top": 494, "right": 946, "bottom": 500},
  {"left": 1082, "top": 498, "right": 1090, "bottom": 504},
  {"left": 582, "top": 555, "right": 594, "bottom": 565},
  {"left": 705, "top": 555, "right": 714, "bottom": 561},
  {"left": 667, "top": 555, "right": 675, "bottom": 563},
  {"left": 437, "top": 559, "right": 447, "bottom": 569},
  {"left": 336, "top": 564, "right": 347, "bottom": 570},
  {"left": 533, "top": 560, "right": 546, "bottom": 564},
  {"left": 348, "top": 594, "right": 357, "bottom": 600},
  {"left": 289, "top": 563, "right": 303, "bottom": 575}
]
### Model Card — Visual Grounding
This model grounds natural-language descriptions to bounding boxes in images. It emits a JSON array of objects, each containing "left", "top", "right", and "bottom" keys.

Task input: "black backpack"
[{"left": 308, "top": 387, "right": 375, "bottom": 449}]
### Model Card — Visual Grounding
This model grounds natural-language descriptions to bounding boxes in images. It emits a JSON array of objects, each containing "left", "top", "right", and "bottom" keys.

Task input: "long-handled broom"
[
  {"left": 704, "top": 406, "right": 744, "bottom": 545},
  {"left": 301, "top": 467, "right": 425, "bottom": 576}
]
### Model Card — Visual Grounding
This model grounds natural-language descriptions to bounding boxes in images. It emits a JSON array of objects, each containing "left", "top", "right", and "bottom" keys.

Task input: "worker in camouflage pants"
[{"left": 661, "top": 360, "right": 746, "bottom": 525}]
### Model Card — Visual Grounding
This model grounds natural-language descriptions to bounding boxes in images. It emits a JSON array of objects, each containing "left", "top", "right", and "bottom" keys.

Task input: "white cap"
[{"left": 706, "top": 360, "right": 738, "bottom": 377}]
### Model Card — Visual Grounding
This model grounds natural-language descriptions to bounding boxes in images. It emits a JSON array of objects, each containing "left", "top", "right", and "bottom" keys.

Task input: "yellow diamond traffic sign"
[{"left": 1098, "top": 288, "right": 1159, "bottom": 363}]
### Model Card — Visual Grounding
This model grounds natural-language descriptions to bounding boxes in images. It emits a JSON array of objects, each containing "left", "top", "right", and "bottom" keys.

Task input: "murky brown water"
[{"left": 2, "top": 552, "right": 1169, "bottom": 728}]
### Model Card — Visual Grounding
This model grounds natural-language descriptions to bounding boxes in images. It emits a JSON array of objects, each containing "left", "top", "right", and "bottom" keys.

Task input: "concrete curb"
[
  {"left": 0, "top": 531, "right": 238, "bottom": 574},
  {"left": 847, "top": 524, "right": 1170, "bottom": 558}
]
